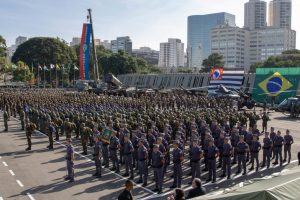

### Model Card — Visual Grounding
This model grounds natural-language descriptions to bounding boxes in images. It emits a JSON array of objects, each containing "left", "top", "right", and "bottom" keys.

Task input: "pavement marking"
[
  {"left": 267, "top": 176, "right": 300, "bottom": 190},
  {"left": 2, "top": 161, "right": 8, "bottom": 167},
  {"left": 0, "top": 197, "right": 3, "bottom": 200},
  {"left": 26, "top": 192, "right": 35, "bottom": 200},
  {"left": 16, "top": 180, "right": 24, "bottom": 187},
  {"left": 9, "top": 169, "right": 15, "bottom": 176}
]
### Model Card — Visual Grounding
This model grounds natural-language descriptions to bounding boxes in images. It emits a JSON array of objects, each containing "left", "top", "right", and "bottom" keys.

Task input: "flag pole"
[
  {"left": 38, "top": 64, "right": 40, "bottom": 88},
  {"left": 43, "top": 65, "right": 46, "bottom": 88},
  {"left": 73, "top": 65, "right": 76, "bottom": 88},
  {"left": 50, "top": 66, "right": 52, "bottom": 88},
  {"left": 56, "top": 65, "right": 58, "bottom": 88},
  {"left": 62, "top": 64, "right": 64, "bottom": 88}
]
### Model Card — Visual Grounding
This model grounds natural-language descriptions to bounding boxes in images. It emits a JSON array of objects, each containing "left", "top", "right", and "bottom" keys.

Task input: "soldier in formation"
[{"left": 0, "top": 89, "right": 297, "bottom": 191}]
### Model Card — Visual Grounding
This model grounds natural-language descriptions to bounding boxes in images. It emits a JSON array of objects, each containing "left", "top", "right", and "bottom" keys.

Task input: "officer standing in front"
[
  {"left": 65, "top": 138, "right": 75, "bottom": 182},
  {"left": 110, "top": 131, "right": 120, "bottom": 173},
  {"left": 206, "top": 140, "right": 219, "bottom": 183},
  {"left": 249, "top": 135, "right": 261, "bottom": 171},
  {"left": 3, "top": 110, "right": 8, "bottom": 131},
  {"left": 220, "top": 137, "right": 232, "bottom": 179},
  {"left": 93, "top": 136, "right": 102, "bottom": 178},
  {"left": 137, "top": 139, "right": 148, "bottom": 187},
  {"left": 123, "top": 134, "right": 134, "bottom": 179},
  {"left": 283, "top": 129, "right": 294, "bottom": 163},
  {"left": 152, "top": 144, "right": 164, "bottom": 194},
  {"left": 190, "top": 139, "right": 202, "bottom": 183},
  {"left": 273, "top": 130, "right": 284, "bottom": 166},
  {"left": 236, "top": 135, "right": 249, "bottom": 175},
  {"left": 261, "top": 132, "right": 272, "bottom": 168},
  {"left": 170, "top": 140, "right": 184, "bottom": 188}
]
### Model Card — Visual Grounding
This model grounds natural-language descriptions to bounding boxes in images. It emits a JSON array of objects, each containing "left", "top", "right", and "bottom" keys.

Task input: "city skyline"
[{"left": 1, "top": 0, "right": 299, "bottom": 50}]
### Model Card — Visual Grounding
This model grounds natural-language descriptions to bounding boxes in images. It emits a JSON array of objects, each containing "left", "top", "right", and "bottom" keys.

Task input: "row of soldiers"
[{"left": 1, "top": 89, "right": 294, "bottom": 193}]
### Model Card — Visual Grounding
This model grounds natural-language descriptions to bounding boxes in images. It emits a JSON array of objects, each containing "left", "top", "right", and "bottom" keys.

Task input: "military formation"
[{"left": 0, "top": 89, "right": 295, "bottom": 193}]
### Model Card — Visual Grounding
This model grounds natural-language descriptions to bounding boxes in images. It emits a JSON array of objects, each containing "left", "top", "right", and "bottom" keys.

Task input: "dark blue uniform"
[
  {"left": 137, "top": 144, "right": 148, "bottom": 185},
  {"left": 250, "top": 140, "right": 261, "bottom": 171},
  {"left": 109, "top": 136, "right": 120, "bottom": 171},
  {"left": 124, "top": 140, "right": 134, "bottom": 177},
  {"left": 172, "top": 147, "right": 183, "bottom": 188},
  {"left": 190, "top": 146, "right": 202, "bottom": 181},
  {"left": 283, "top": 134, "right": 293, "bottom": 163},
  {"left": 94, "top": 141, "right": 102, "bottom": 177},
  {"left": 273, "top": 135, "right": 284, "bottom": 165},
  {"left": 132, "top": 135, "right": 139, "bottom": 169},
  {"left": 236, "top": 141, "right": 249, "bottom": 174},
  {"left": 207, "top": 145, "right": 219, "bottom": 182},
  {"left": 222, "top": 143, "right": 232, "bottom": 178},
  {"left": 262, "top": 137, "right": 272, "bottom": 168},
  {"left": 152, "top": 150, "right": 164, "bottom": 192}
]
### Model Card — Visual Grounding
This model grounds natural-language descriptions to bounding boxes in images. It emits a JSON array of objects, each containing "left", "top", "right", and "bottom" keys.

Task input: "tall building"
[
  {"left": 269, "top": 0, "right": 292, "bottom": 29},
  {"left": 70, "top": 37, "right": 101, "bottom": 46},
  {"left": 249, "top": 28, "right": 296, "bottom": 65},
  {"left": 7, "top": 36, "right": 27, "bottom": 58},
  {"left": 100, "top": 40, "right": 111, "bottom": 50},
  {"left": 159, "top": 38, "right": 184, "bottom": 68},
  {"left": 211, "top": 25, "right": 250, "bottom": 70},
  {"left": 187, "top": 12, "right": 236, "bottom": 69},
  {"left": 111, "top": 36, "right": 132, "bottom": 54},
  {"left": 15, "top": 36, "right": 27, "bottom": 46},
  {"left": 244, "top": 0, "right": 267, "bottom": 30},
  {"left": 70, "top": 37, "right": 81, "bottom": 46},
  {"left": 132, "top": 47, "right": 159, "bottom": 66}
]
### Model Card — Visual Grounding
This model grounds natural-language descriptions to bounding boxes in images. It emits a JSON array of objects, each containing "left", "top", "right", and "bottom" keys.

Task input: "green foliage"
[
  {"left": 0, "top": 35, "right": 8, "bottom": 73},
  {"left": 200, "top": 53, "right": 224, "bottom": 73},
  {"left": 12, "top": 37, "right": 77, "bottom": 66},
  {"left": 249, "top": 49, "right": 300, "bottom": 72},
  {"left": 12, "top": 61, "right": 34, "bottom": 82},
  {"left": 72, "top": 45, "right": 154, "bottom": 77}
]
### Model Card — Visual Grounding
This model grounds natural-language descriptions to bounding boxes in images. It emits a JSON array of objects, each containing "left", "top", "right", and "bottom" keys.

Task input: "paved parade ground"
[{"left": 0, "top": 110, "right": 299, "bottom": 200}]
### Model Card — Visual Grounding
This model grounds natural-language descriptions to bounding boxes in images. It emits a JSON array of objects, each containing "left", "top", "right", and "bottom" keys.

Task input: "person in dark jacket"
[
  {"left": 118, "top": 180, "right": 133, "bottom": 200},
  {"left": 167, "top": 188, "right": 185, "bottom": 200},
  {"left": 186, "top": 178, "right": 206, "bottom": 199}
]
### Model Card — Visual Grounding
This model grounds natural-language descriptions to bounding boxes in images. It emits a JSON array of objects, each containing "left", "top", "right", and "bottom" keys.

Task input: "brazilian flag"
[
  {"left": 253, "top": 68, "right": 300, "bottom": 104},
  {"left": 101, "top": 129, "right": 112, "bottom": 144}
]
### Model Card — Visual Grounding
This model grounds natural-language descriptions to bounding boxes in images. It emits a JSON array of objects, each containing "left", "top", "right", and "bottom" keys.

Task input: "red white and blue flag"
[
  {"left": 79, "top": 23, "right": 92, "bottom": 80},
  {"left": 209, "top": 69, "right": 244, "bottom": 92},
  {"left": 210, "top": 68, "right": 223, "bottom": 80}
]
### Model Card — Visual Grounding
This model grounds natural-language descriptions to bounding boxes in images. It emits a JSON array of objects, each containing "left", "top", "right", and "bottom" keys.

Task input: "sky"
[{"left": 1, "top": 0, "right": 299, "bottom": 50}]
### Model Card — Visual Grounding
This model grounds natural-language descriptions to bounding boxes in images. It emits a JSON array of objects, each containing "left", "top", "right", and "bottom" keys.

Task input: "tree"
[
  {"left": 249, "top": 49, "right": 300, "bottom": 72},
  {"left": 200, "top": 53, "right": 224, "bottom": 73},
  {"left": 0, "top": 35, "right": 7, "bottom": 72},
  {"left": 12, "top": 37, "right": 77, "bottom": 67}
]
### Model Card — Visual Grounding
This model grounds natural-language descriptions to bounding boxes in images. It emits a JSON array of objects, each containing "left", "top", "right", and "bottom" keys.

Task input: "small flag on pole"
[
  {"left": 74, "top": 65, "right": 79, "bottom": 70},
  {"left": 56, "top": 64, "right": 60, "bottom": 70},
  {"left": 50, "top": 64, "right": 55, "bottom": 69},
  {"left": 43, "top": 65, "right": 49, "bottom": 71},
  {"left": 12, "top": 64, "right": 17, "bottom": 70},
  {"left": 38, "top": 65, "right": 42, "bottom": 70}
]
